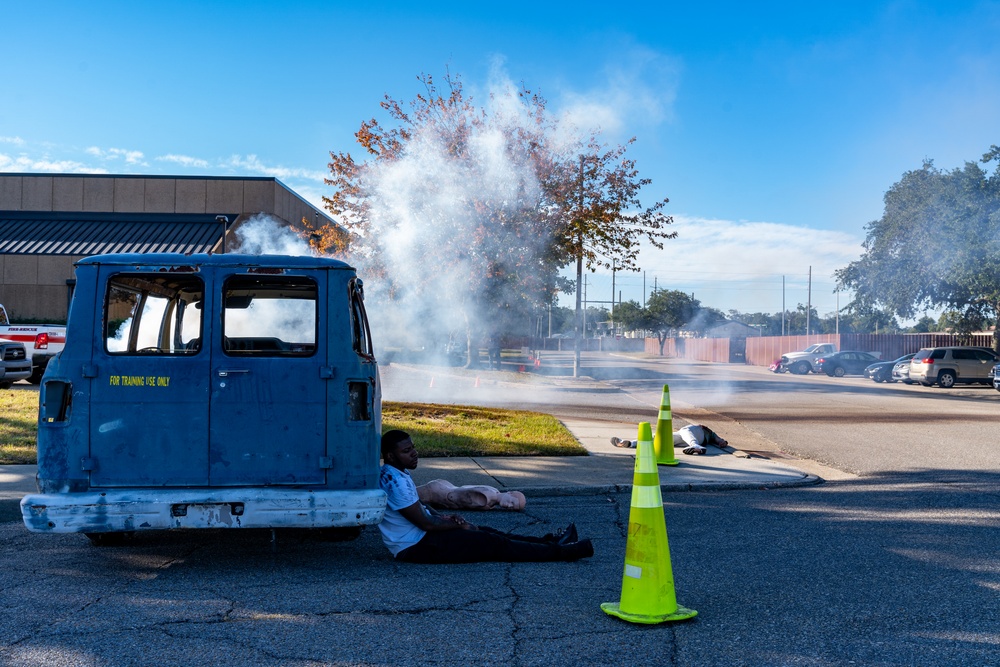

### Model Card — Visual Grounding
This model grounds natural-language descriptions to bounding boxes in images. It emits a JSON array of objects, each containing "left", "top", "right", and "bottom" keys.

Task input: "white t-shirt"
[{"left": 378, "top": 464, "right": 428, "bottom": 556}]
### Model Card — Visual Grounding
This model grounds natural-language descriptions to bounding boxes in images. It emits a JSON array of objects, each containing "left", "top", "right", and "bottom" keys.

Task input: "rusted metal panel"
[{"left": 21, "top": 488, "right": 386, "bottom": 533}]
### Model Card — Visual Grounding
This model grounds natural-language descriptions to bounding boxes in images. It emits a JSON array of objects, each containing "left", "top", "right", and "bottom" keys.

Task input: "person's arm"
[{"left": 398, "top": 502, "right": 476, "bottom": 531}]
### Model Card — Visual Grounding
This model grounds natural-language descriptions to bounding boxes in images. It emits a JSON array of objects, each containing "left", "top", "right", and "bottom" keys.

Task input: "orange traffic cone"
[
  {"left": 601, "top": 421, "right": 697, "bottom": 624},
  {"left": 653, "top": 384, "right": 679, "bottom": 466},
  {"left": 534, "top": 357, "right": 541, "bottom": 368}
]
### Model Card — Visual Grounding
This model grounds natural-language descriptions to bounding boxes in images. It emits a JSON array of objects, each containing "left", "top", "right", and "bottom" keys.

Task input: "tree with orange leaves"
[{"left": 323, "top": 71, "right": 673, "bottom": 366}]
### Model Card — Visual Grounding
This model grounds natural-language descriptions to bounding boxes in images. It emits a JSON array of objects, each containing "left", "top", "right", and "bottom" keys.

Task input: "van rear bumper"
[{"left": 20, "top": 488, "right": 387, "bottom": 533}]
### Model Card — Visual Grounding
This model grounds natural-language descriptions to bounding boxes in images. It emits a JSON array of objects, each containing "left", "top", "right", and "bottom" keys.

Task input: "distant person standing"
[{"left": 487, "top": 334, "right": 502, "bottom": 370}]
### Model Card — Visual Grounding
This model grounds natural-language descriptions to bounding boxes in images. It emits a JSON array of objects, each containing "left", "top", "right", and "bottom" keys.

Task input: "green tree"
[
  {"left": 645, "top": 289, "right": 700, "bottom": 355},
  {"left": 908, "top": 315, "right": 937, "bottom": 333},
  {"left": 837, "top": 147, "right": 1000, "bottom": 351}
]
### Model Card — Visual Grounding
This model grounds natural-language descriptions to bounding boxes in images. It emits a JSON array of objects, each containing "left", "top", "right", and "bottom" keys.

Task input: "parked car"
[
  {"left": 892, "top": 358, "right": 915, "bottom": 384},
  {"left": 778, "top": 343, "right": 837, "bottom": 375},
  {"left": 909, "top": 347, "right": 1000, "bottom": 388},
  {"left": 993, "top": 363, "right": 1000, "bottom": 392},
  {"left": 816, "top": 351, "right": 881, "bottom": 377},
  {"left": 864, "top": 353, "right": 915, "bottom": 383}
]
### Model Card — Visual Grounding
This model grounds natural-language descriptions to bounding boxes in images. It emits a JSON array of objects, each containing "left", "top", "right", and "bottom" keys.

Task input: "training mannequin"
[{"left": 417, "top": 479, "right": 526, "bottom": 511}]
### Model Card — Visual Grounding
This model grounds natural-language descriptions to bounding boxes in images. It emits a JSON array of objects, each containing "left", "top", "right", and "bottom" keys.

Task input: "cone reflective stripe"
[
  {"left": 653, "top": 384, "right": 679, "bottom": 466},
  {"left": 601, "top": 422, "right": 697, "bottom": 625}
]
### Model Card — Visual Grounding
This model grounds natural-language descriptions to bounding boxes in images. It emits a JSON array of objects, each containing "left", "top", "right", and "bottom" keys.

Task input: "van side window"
[
  {"left": 349, "top": 278, "right": 374, "bottom": 359},
  {"left": 105, "top": 274, "right": 203, "bottom": 355},
  {"left": 222, "top": 276, "right": 317, "bottom": 356}
]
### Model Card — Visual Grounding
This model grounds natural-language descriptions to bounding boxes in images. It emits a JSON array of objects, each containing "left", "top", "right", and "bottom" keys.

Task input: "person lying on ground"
[
  {"left": 378, "top": 429, "right": 593, "bottom": 564},
  {"left": 417, "top": 479, "right": 526, "bottom": 511},
  {"left": 611, "top": 424, "right": 729, "bottom": 455}
]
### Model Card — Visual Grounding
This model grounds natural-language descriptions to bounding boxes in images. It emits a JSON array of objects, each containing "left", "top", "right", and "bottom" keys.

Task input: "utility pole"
[
  {"left": 643, "top": 271, "right": 647, "bottom": 308},
  {"left": 781, "top": 275, "right": 786, "bottom": 336},
  {"left": 573, "top": 156, "right": 584, "bottom": 378},
  {"left": 611, "top": 259, "right": 616, "bottom": 334},
  {"left": 806, "top": 266, "right": 812, "bottom": 338}
]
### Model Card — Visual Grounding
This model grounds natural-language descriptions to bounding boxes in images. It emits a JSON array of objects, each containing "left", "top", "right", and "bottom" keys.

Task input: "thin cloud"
[
  {"left": 0, "top": 136, "right": 25, "bottom": 146},
  {"left": 588, "top": 215, "right": 866, "bottom": 315},
  {"left": 156, "top": 153, "right": 210, "bottom": 169},
  {"left": 0, "top": 153, "right": 107, "bottom": 174},
  {"left": 85, "top": 146, "right": 146, "bottom": 165},
  {"left": 226, "top": 154, "right": 326, "bottom": 182}
]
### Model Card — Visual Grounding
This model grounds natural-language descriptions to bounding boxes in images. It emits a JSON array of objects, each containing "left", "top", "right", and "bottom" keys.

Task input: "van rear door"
[
  {"left": 208, "top": 271, "right": 328, "bottom": 486},
  {"left": 89, "top": 268, "right": 210, "bottom": 487}
]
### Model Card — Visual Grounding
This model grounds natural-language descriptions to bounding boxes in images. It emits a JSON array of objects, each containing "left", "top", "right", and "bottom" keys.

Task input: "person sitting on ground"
[
  {"left": 611, "top": 424, "right": 729, "bottom": 455},
  {"left": 417, "top": 479, "right": 526, "bottom": 511},
  {"left": 378, "top": 429, "right": 594, "bottom": 564}
]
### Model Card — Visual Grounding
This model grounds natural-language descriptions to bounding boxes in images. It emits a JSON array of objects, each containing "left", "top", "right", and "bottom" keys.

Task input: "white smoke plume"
[
  {"left": 232, "top": 213, "right": 316, "bottom": 256},
  {"left": 351, "top": 73, "right": 556, "bottom": 362}
]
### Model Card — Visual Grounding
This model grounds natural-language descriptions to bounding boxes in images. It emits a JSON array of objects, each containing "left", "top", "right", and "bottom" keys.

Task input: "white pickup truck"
[
  {"left": 0, "top": 304, "right": 67, "bottom": 383},
  {"left": 778, "top": 343, "right": 837, "bottom": 375}
]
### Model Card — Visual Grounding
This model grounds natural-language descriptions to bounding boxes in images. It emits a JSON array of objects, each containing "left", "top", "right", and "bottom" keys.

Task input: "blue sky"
[{"left": 3, "top": 1, "right": 999, "bottom": 321}]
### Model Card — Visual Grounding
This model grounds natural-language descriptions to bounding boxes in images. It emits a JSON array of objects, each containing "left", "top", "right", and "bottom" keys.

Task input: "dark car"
[
  {"left": 816, "top": 351, "right": 881, "bottom": 377},
  {"left": 864, "top": 353, "right": 915, "bottom": 383}
]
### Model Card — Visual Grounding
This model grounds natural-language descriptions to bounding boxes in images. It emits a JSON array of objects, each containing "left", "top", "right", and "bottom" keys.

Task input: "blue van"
[{"left": 21, "top": 253, "right": 385, "bottom": 542}]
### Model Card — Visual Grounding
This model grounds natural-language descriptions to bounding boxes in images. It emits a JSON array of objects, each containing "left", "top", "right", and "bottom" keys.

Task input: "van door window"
[
  {"left": 104, "top": 274, "right": 203, "bottom": 354},
  {"left": 349, "top": 278, "right": 374, "bottom": 359},
  {"left": 222, "top": 276, "right": 317, "bottom": 356}
]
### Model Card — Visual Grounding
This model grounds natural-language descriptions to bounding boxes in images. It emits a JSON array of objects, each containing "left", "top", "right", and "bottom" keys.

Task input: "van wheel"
[
  {"left": 28, "top": 370, "right": 44, "bottom": 384},
  {"left": 85, "top": 532, "right": 131, "bottom": 546},
  {"left": 937, "top": 371, "right": 956, "bottom": 388}
]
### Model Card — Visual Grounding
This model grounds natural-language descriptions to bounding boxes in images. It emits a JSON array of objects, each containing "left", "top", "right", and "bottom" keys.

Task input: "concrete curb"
[{"left": 515, "top": 474, "right": 823, "bottom": 498}]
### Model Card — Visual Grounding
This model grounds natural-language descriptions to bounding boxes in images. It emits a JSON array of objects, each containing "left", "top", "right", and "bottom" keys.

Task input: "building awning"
[{"left": 0, "top": 211, "right": 239, "bottom": 256}]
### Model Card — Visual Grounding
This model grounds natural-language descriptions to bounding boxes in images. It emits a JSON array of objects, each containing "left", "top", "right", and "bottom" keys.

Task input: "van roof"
[{"left": 76, "top": 253, "right": 354, "bottom": 271}]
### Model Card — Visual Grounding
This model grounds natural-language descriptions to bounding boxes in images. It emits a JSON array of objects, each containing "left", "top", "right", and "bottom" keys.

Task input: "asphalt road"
[{"left": 3, "top": 354, "right": 1000, "bottom": 666}]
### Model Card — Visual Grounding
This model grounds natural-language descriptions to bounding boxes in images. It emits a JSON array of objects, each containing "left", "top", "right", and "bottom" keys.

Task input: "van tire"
[{"left": 936, "top": 371, "right": 956, "bottom": 388}]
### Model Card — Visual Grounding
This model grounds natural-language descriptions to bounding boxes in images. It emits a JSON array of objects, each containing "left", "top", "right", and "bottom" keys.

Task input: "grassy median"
[
  {"left": 0, "top": 390, "right": 38, "bottom": 464},
  {"left": 0, "top": 391, "right": 586, "bottom": 464}
]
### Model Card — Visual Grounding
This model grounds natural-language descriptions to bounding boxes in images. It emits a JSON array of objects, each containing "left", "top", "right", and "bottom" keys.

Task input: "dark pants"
[{"left": 396, "top": 526, "right": 563, "bottom": 563}]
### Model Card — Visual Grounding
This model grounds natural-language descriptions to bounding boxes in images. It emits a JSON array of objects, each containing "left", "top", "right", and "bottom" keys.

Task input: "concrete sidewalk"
[{"left": 0, "top": 418, "right": 820, "bottom": 524}]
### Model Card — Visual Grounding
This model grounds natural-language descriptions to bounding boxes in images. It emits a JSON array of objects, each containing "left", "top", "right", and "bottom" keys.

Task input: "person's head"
[{"left": 381, "top": 429, "right": 418, "bottom": 470}]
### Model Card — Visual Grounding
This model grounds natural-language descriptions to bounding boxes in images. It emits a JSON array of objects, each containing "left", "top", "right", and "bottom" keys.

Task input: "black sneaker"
[
  {"left": 557, "top": 523, "right": 578, "bottom": 545},
  {"left": 543, "top": 523, "right": 578, "bottom": 544},
  {"left": 561, "top": 539, "right": 594, "bottom": 561}
]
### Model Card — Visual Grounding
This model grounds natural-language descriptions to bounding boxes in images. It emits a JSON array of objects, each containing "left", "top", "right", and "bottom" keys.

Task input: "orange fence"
[{"left": 643, "top": 333, "right": 996, "bottom": 366}]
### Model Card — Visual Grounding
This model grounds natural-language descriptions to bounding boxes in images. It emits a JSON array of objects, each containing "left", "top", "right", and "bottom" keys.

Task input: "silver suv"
[{"left": 909, "top": 347, "right": 999, "bottom": 388}]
